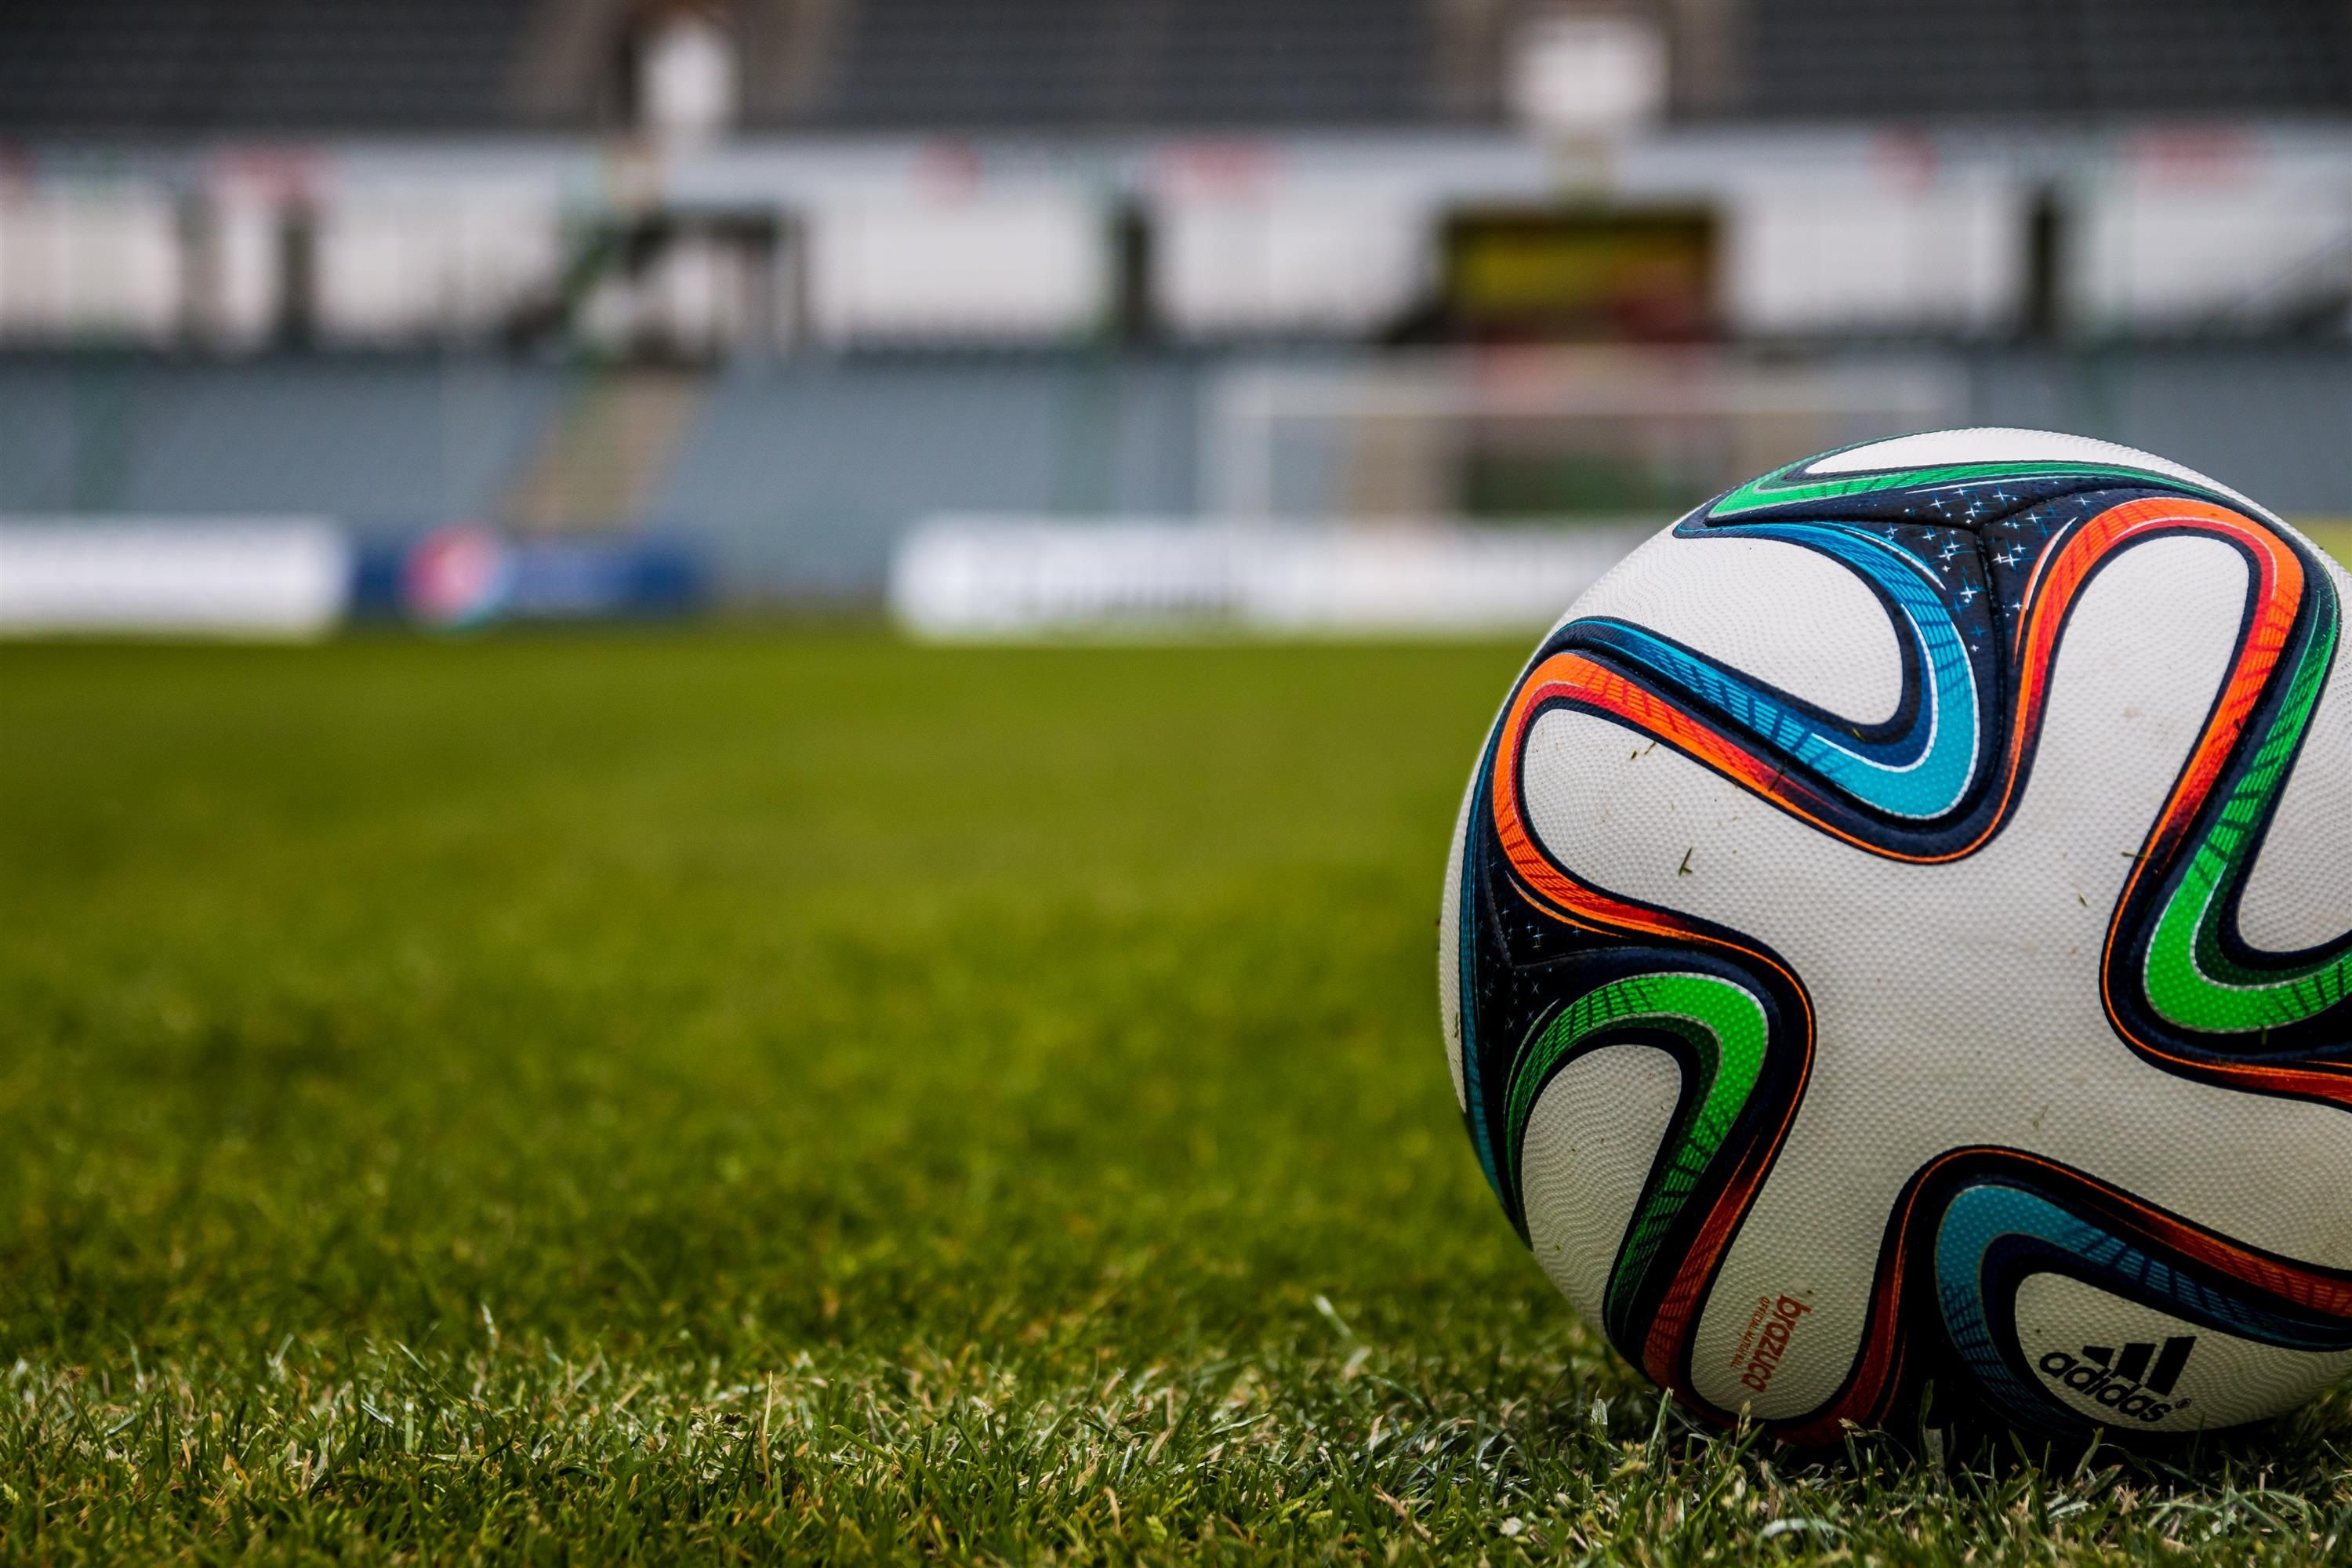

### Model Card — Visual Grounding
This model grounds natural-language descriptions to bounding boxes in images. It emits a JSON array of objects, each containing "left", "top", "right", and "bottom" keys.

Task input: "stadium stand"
[
  {"left": 817, "top": 0, "right": 1442, "bottom": 129},
  {"left": 2, "top": 0, "right": 2345, "bottom": 136},
  {"left": 4, "top": 349, "right": 2345, "bottom": 598},
  {"left": 1, "top": 0, "right": 2347, "bottom": 606},
  {"left": 650, "top": 355, "right": 1200, "bottom": 593},
  {"left": 1741, "top": 0, "right": 2352, "bottom": 118},
  {"left": 0, "top": 357, "right": 561, "bottom": 521},
  {"left": 0, "top": 0, "right": 539, "bottom": 135},
  {"left": 0, "top": 0, "right": 1451, "bottom": 134}
]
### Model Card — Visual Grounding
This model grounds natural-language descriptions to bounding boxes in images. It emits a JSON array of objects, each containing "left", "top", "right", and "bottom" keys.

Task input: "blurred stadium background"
[{"left": 0, "top": 0, "right": 2348, "bottom": 635}]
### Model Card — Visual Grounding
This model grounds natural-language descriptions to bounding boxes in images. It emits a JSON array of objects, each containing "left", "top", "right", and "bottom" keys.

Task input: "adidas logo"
[{"left": 2035, "top": 1335, "right": 2195, "bottom": 1424}]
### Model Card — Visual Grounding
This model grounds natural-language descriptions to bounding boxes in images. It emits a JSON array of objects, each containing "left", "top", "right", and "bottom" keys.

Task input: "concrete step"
[{"left": 502, "top": 367, "right": 707, "bottom": 532}]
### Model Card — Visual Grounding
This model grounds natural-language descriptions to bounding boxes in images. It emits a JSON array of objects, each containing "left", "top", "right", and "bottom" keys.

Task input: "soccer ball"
[{"left": 1440, "top": 429, "right": 2352, "bottom": 1443}]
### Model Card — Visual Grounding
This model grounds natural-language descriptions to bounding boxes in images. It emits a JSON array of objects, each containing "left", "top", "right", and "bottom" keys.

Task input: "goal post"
[{"left": 1200, "top": 347, "right": 1967, "bottom": 523}]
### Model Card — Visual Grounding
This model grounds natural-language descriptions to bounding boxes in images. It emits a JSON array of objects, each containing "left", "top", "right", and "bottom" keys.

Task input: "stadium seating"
[
  {"left": 818, "top": 0, "right": 1441, "bottom": 128},
  {"left": 3, "top": 0, "right": 2343, "bottom": 135},
  {"left": 1742, "top": 0, "right": 2352, "bottom": 118},
  {"left": 0, "top": 0, "right": 1447, "bottom": 133},
  {"left": 0, "top": 357, "right": 562, "bottom": 521},
  {"left": 0, "top": 0, "right": 537, "bottom": 132}
]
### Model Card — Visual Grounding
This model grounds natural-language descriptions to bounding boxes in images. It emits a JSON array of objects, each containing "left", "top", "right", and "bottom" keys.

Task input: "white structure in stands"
[
  {"left": 1507, "top": 11, "right": 1670, "bottom": 136},
  {"left": 806, "top": 186, "right": 1110, "bottom": 343},
  {"left": 0, "top": 124, "right": 2346, "bottom": 349},
  {"left": 640, "top": 11, "right": 738, "bottom": 146}
]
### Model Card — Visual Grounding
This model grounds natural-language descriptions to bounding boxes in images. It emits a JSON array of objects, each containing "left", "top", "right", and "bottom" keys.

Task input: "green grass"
[{"left": 6, "top": 631, "right": 2352, "bottom": 1565}]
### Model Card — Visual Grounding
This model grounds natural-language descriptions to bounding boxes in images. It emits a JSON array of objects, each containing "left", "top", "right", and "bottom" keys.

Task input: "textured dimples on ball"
[{"left": 1439, "top": 429, "right": 2352, "bottom": 1444}]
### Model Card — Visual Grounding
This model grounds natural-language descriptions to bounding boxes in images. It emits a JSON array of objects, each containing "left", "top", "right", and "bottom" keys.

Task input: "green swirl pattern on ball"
[
  {"left": 2144, "top": 571, "right": 2350, "bottom": 1034},
  {"left": 1503, "top": 972, "right": 1767, "bottom": 1334}
]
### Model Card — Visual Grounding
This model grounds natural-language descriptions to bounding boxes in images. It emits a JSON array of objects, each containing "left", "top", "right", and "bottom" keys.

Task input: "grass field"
[{"left": 8, "top": 631, "right": 2352, "bottom": 1564}]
